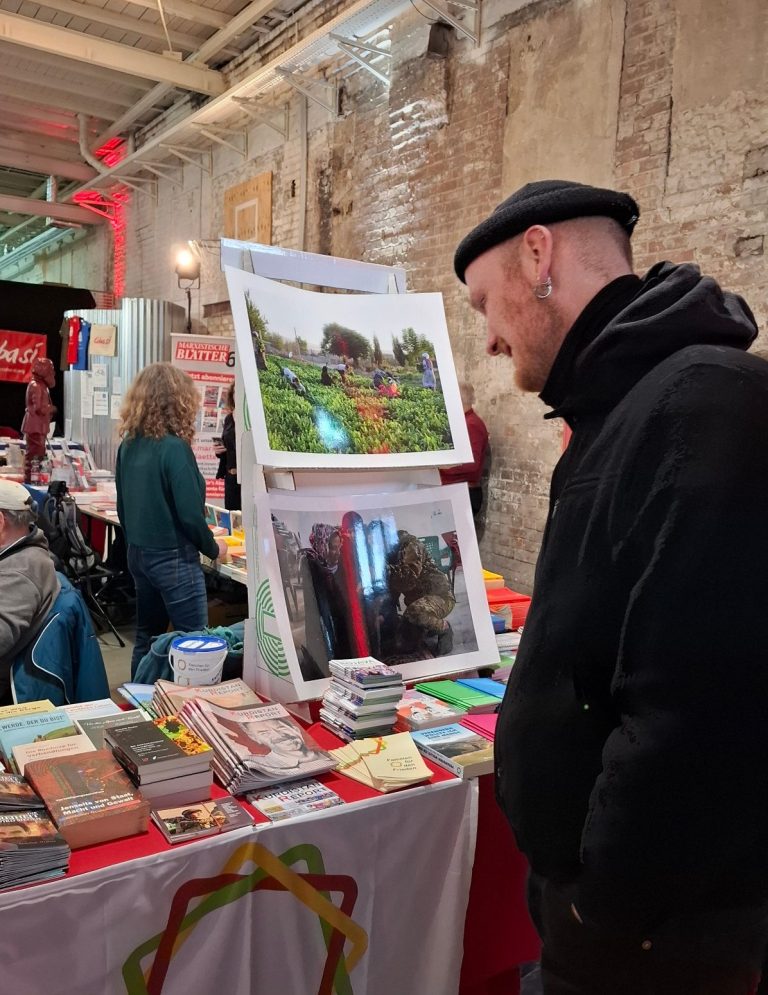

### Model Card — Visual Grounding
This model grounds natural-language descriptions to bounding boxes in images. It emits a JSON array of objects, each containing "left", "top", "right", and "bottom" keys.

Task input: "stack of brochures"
[
  {"left": 394, "top": 689, "right": 466, "bottom": 732},
  {"left": 151, "top": 678, "right": 262, "bottom": 718},
  {"left": 330, "top": 732, "right": 432, "bottom": 793},
  {"left": 178, "top": 700, "right": 337, "bottom": 794},
  {"left": 414, "top": 679, "right": 499, "bottom": 715},
  {"left": 320, "top": 658, "right": 404, "bottom": 741},
  {"left": 0, "top": 810, "right": 70, "bottom": 888}
]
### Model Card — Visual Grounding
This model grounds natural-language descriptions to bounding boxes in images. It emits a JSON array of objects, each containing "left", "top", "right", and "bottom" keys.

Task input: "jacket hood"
[
  {"left": 0, "top": 526, "right": 50, "bottom": 560},
  {"left": 541, "top": 262, "right": 759, "bottom": 419}
]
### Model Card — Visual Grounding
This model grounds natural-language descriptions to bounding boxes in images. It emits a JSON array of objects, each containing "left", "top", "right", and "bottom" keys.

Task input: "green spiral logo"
[{"left": 254, "top": 579, "right": 289, "bottom": 678}]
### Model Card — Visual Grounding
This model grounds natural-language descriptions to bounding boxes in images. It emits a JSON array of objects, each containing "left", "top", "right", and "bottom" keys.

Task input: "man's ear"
[{"left": 520, "top": 225, "right": 554, "bottom": 286}]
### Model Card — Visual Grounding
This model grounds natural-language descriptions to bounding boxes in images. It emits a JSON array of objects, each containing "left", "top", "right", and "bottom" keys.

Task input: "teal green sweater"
[{"left": 115, "top": 434, "right": 219, "bottom": 559}]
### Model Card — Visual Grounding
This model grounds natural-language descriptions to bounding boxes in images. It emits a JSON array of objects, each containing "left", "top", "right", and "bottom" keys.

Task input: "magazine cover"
[
  {"left": 247, "top": 779, "right": 344, "bottom": 821},
  {"left": 152, "top": 796, "right": 253, "bottom": 843},
  {"left": 0, "top": 774, "right": 44, "bottom": 809},
  {"left": 155, "top": 678, "right": 262, "bottom": 715},
  {"left": 225, "top": 266, "right": 472, "bottom": 469},
  {"left": 196, "top": 701, "right": 336, "bottom": 778},
  {"left": 0, "top": 810, "right": 67, "bottom": 850},
  {"left": 255, "top": 484, "right": 497, "bottom": 698}
]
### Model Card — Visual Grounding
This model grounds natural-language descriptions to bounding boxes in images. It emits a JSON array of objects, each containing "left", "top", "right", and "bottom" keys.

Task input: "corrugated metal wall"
[{"left": 64, "top": 299, "right": 184, "bottom": 471}]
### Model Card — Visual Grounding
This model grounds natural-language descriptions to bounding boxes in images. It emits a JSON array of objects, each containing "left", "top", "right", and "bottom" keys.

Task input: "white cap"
[{"left": 0, "top": 479, "right": 33, "bottom": 512}]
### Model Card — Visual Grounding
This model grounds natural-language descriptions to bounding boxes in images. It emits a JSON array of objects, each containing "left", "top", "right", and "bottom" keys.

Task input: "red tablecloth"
[{"left": 69, "top": 720, "right": 455, "bottom": 877}]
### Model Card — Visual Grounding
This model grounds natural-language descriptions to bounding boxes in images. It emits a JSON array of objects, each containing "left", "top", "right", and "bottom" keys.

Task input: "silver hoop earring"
[{"left": 534, "top": 276, "right": 552, "bottom": 300}]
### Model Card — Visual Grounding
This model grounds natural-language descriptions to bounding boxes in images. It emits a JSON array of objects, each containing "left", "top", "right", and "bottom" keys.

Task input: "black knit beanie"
[{"left": 454, "top": 179, "right": 640, "bottom": 283}]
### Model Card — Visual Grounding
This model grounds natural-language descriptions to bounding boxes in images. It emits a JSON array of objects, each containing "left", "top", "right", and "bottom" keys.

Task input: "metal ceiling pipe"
[{"left": 78, "top": 115, "right": 108, "bottom": 173}]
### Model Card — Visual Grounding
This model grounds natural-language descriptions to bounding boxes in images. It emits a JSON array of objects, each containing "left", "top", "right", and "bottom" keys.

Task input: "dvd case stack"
[{"left": 320, "top": 658, "right": 404, "bottom": 742}]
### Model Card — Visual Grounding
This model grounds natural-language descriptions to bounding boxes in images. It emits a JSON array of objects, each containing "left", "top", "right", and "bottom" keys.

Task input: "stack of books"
[
  {"left": 151, "top": 795, "right": 254, "bottom": 844},
  {"left": 460, "top": 713, "right": 497, "bottom": 742},
  {"left": 414, "top": 679, "right": 499, "bottom": 715},
  {"left": 492, "top": 653, "right": 516, "bottom": 684},
  {"left": 0, "top": 810, "right": 70, "bottom": 887},
  {"left": 0, "top": 772, "right": 45, "bottom": 811},
  {"left": 25, "top": 749, "right": 150, "bottom": 848},
  {"left": 105, "top": 715, "right": 214, "bottom": 809},
  {"left": 151, "top": 678, "right": 262, "bottom": 718},
  {"left": 177, "top": 699, "right": 337, "bottom": 794},
  {"left": 411, "top": 723, "right": 495, "bottom": 779},
  {"left": 320, "top": 658, "right": 404, "bottom": 741},
  {"left": 456, "top": 677, "right": 506, "bottom": 700},
  {"left": 394, "top": 689, "right": 466, "bottom": 732},
  {"left": 495, "top": 630, "right": 522, "bottom": 654},
  {"left": 330, "top": 732, "right": 432, "bottom": 793}
]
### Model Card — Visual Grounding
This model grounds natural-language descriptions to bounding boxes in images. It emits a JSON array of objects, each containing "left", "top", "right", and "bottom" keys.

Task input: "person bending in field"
[
  {"left": 281, "top": 367, "right": 307, "bottom": 395},
  {"left": 320, "top": 365, "right": 334, "bottom": 386}
]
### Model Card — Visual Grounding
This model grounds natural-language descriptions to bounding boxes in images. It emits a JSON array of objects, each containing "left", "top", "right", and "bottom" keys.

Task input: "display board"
[
  {"left": 254, "top": 484, "right": 496, "bottom": 699},
  {"left": 223, "top": 242, "right": 498, "bottom": 705},
  {"left": 171, "top": 333, "right": 236, "bottom": 501},
  {"left": 225, "top": 267, "right": 471, "bottom": 470}
]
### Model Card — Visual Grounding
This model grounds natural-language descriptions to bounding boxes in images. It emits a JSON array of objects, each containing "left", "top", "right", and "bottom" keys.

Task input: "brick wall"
[{"left": 33, "top": 0, "right": 768, "bottom": 592}]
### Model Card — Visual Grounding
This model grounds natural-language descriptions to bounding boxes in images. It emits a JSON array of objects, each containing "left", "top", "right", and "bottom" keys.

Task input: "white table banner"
[{"left": 0, "top": 779, "right": 476, "bottom": 995}]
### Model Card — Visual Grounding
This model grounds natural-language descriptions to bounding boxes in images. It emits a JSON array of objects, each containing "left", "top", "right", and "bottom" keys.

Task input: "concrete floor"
[{"left": 97, "top": 624, "right": 134, "bottom": 693}]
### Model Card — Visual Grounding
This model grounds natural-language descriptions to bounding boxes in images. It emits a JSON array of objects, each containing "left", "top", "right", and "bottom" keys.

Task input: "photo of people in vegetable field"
[
  {"left": 225, "top": 267, "right": 471, "bottom": 469},
  {"left": 257, "top": 486, "right": 496, "bottom": 688}
]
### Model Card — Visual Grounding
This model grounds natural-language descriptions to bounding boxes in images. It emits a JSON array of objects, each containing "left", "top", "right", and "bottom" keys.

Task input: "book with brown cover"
[{"left": 24, "top": 749, "right": 150, "bottom": 849}]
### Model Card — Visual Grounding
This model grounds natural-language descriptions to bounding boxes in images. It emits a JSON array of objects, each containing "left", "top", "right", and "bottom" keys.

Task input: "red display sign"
[{"left": 0, "top": 330, "right": 47, "bottom": 383}]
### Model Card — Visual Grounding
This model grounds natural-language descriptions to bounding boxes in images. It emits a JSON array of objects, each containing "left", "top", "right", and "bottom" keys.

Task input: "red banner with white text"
[{"left": 0, "top": 330, "right": 46, "bottom": 383}]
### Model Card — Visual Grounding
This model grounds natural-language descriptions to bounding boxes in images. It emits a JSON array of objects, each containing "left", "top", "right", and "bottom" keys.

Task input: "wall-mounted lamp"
[{"left": 173, "top": 243, "right": 201, "bottom": 332}]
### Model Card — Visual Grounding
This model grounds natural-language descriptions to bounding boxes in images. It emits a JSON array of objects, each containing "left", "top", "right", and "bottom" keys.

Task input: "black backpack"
[{"left": 42, "top": 482, "right": 98, "bottom": 578}]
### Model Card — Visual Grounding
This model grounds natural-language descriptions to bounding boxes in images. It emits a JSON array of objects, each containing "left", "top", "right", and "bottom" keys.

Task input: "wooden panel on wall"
[{"left": 223, "top": 172, "right": 272, "bottom": 244}]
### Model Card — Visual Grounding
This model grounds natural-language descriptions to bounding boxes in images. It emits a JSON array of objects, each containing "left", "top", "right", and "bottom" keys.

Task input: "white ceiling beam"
[
  {"left": 0, "top": 101, "right": 81, "bottom": 131},
  {"left": 0, "top": 11, "right": 227, "bottom": 94},
  {"left": 0, "top": 61, "right": 138, "bottom": 108},
  {"left": 92, "top": 0, "right": 281, "bottom": 148},
  {"left": 187, "top": 0, "right": 280, "bottom": 54},
  {"left": 27, "top": 0, "right": 219, "bottom": 56},
  {"left": 0, "top": 114, "right": 85, "bottom": 143},
  {"left": 0, "top": 39, "right": 157, "bottom": 91},
  {"left": 64, "top": 0, "right": 404, "bottom": 195},
  {"left": 0, "top": 80, "right": 130, "bottom": 120},
  {"left": 0, "top": 130, "right": 88, "bottom": 162},
  {"left": 121, "top": 0, "right": 230, "bottom": 30},
  {"left": 0, "top": 146, "right": 95, "bottom": 181},
  {"left": 0, "top": 193, "right": 105, "bottom": 225},
  {"left": 0, "top": 128, "right": 92, "bottom": 159}
]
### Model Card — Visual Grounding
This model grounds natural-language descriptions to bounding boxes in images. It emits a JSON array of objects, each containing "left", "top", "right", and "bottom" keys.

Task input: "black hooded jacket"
[{"left": 496, "top": 262, "right": 768, "bottom": 960}]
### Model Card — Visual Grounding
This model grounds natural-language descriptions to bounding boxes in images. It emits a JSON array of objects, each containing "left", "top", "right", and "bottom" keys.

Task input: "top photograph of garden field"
[{"left": 245, "top": 291, "right": 457, "bottom": 456}]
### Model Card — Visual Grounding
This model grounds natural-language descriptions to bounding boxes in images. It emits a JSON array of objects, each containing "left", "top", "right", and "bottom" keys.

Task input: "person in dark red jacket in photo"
[{"left": 439, "top": 382, "right": 489, "bottom": 519}]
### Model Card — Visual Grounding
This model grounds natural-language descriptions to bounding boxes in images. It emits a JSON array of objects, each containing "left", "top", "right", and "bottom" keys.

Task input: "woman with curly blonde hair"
[{"left": 116, "top": 363, "right": 227, "bottom": 676}]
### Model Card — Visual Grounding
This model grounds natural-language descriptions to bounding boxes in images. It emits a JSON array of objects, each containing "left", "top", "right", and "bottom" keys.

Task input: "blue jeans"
[{"left": 127, "top": 542, "right": 208, "bottom": 678}]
